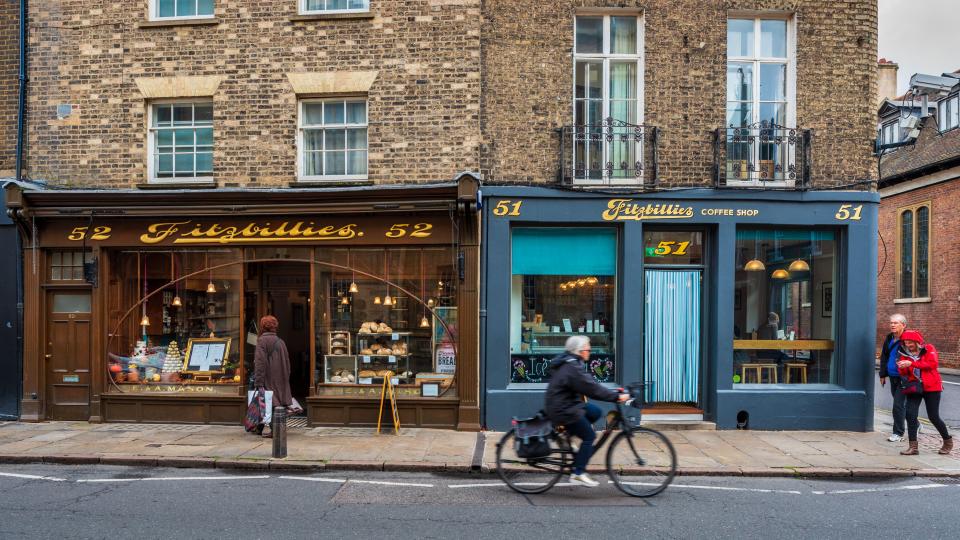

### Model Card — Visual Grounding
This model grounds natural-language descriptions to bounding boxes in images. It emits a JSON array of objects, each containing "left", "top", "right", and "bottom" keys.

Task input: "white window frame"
[
  {"left": 938, "top": 93, "right": 959, "bottom": 132},
  {"left": 299, "top": 0, "right": 370, "bottom": 15},
  {"left": 296, "top": 98, "right": 369, "bottom": 182},
  {"left": 725, "top": 15, "right": 797, "bottom": 187},
  {"left": 146, "top": 99, "right": 214, "bottom": 184},
  {"left": 880, "top": 120, "right": 898, "bottom": 146},
  {"left": 149, "top": 0, "right": 215, "bottom": 21},
  {"left": 571, "top": 13, "right": 645, "bottom": 186}
]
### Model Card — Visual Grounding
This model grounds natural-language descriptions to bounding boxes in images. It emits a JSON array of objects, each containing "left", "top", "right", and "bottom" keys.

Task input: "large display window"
[
  {"left": 509, "top": 228, "right": 618, "bottom": 384},
  {"left": 733, "top": 229, "right": 836, "bottom": 385},
  {"left": 106, "top": 249, "right": 242, "bottom": 393}
]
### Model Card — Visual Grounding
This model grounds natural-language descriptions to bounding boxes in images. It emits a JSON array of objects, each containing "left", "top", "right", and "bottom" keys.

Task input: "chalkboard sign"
[{"left": 510, "top": 354, "right": 615, "bottom": 384}]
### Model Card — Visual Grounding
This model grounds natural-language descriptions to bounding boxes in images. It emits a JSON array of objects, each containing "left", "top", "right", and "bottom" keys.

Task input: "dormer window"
[{"left": 938, "top": 93, "right": 959, "bottom": 132}]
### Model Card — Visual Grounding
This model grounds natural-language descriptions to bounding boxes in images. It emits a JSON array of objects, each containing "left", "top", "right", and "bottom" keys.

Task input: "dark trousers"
[
  {"left": 888, "top": 376, "right": 907, "bottom": 436},
  {"left": 565, "top": 402, "right": 602, "bottom": 475},
  {"left": 906, "top": 391, "right": 952, "bottom": 442}
]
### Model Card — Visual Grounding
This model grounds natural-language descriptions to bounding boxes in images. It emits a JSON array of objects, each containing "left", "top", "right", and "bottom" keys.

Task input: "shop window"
[
  {"left": 509, "top": 228, "right": 617, "bottom": 384},
  {"left": 733, "top": 229, "right": 836, "bottom": 385},
  {"left": 300, "top": 0, "right": 369, "bottom": 14},
  {"left": 313, "top": 247, "right": 457, "bottom": 397},
  {"left": 149, "top": 102, "right": 214, "bottom": 182},
  {"left": 49, "top": 250, "right": 92, "bottom": 281},
  {"left": 298, "top": 99, "right": 368, "bottom": 181},
  {"left": 152, "top": 0, "right": 214, "bottom": 20},
  {"left": 898, "top": 203, "right": 930, "bottom": 299},
  {"left": 106, "top": 250, "right": 242, "bottom": 393}
]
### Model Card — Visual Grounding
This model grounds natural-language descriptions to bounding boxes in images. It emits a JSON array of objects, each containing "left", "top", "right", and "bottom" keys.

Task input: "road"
[
  {"left": 1, "top": 464, "right": 958, "bottom": 539},
  {"left": 875, "top": 371, "right": 960, "bottom": 429}
]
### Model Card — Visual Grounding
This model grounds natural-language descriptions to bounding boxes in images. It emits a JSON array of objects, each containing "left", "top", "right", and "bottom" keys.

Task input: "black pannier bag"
[{"left": 513, "top": 413, "right": 553, "bottom": 459}]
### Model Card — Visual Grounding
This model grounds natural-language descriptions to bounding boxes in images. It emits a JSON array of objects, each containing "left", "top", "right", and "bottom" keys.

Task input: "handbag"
[
  {"left": 243, "top": 389, "right": 266, "bottom": 432},
  {"left": 899, "top": 367, "right": 923, "bottom": 396}
]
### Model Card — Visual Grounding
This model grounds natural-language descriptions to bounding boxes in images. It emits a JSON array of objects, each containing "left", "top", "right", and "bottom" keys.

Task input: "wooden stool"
[
  {"left": 784, "top": 363, "right": 808, "bottom": 384},
  {"left": 741, "top": 363, "right": 778, "bottom": 384}
]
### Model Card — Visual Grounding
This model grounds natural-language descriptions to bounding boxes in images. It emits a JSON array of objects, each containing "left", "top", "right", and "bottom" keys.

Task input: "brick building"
[
  {"left": 479, "top": 1, "right": 880, "bottom": 430},
  {"left": 1, "top": 0, "right": 19, "bottom": 175},
  {"left": 877, "top": 68, "right": 960, "bottom": 370}
]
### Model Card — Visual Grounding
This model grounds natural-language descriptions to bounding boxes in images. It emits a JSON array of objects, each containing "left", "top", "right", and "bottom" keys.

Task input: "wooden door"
[{"left": 46, "top": 291, "right": 92, "bottom": 420}]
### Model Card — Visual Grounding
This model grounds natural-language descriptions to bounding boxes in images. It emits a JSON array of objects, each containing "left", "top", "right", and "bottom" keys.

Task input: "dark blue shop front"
[{"left": 480, "top": 187, "right": 878, "bottom": 431}]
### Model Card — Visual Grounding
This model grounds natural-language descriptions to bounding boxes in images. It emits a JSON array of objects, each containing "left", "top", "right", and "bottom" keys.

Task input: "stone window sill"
[
  {"left": 290, "top": 12, "right": 375, "bottom": 22},
  {"left": 138, "top": 18, "right": 220, "bottom": 28},
  {"left": 290, "top": 180, "right": 375, "bottom": 188},
  {"left": 136, "top": 182, "right": 218, "bottom": 190},
  {"left": 893, "top": 297, "right": 932, "bottom": 304}
]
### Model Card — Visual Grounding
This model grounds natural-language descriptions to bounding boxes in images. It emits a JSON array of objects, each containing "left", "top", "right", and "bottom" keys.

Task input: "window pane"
[
  {"left": 916, "top": 206, "right": 929, "bottom": 298},
  {"left": 759, "top": 63, "right": 786, "bottom": 102},
  {"left": 324, "top": 102, "right": 345, "bottom": 125},
  {"left": 53, "top": 293, "right": 91, "bottom": 313},
  {"left": 609, "top": 100, "right": 637, "bottom": 124},
  {"left": 156, "top": 129, "right": 173, "bottom": 147},
  {"left": 346, "top": 102, "right": 366, "bottom": 124},
  {"left": 348, "top": 0, "right": 368, "bottom": 9},
  {"left": 575, "top": 61, "right": 602, "bottom": 101},
  {"left": 348, "top": 150, "right": 367, "bottom": 175},
  {"left": 194, "top": 104, "right": 213, "bottom": 124},
  {"left": 158, "top": 0, "right": 175, "bottom": 17},
  {"left": 303, "top": 103, "right": 324, "bottom": 126},
  {"left": 609, "top": 62, "right": 636, "bottom": 100},
  {"left": 175, "top": 153, "right": 194, "bottom": 174},
  {"left": 304, "top": 151, "right": 323, "bottom": 176},
  {"left": 900, "top": 210, "right": 913, "bottom": 298},
  {"left": 196, "top": 127, "right": 213, "bottom": 146},
  {"left": 727, "top": 62, "right": 753, "bottom": 101},
  {"left": 759, "top": 102, "right": 785, "bottom": 126},
  {"left": 195, "top": 152, "right": 213, "bottom": 173},
  {"left": 575, "top": 17, "right": 603, "bottom": 53},
  {"left": 173, "top": 105, "right": 193, "bottom": 125},
  {"left": 727, "top": 19, "right": 754, "bottom": 57},
  {"left": 734, "top": 229, "right": 837, "bottom": 385},
  {"left": 760, "top": 19, "right": 787, "bottom": 58},
  {"left": 325, "top": 129, "right": 346, "bottom": 150},
  {"left": 174, "top": 129, "right": 194, "bottom": 148},
  {"left": 610, "top": 17, "right": 637, "bottom": 54},
  {"left": 726, "top": 102, "right": 752, "bottom": 127},
  {"left": 51, "top": 267, "right": 62, "bottom": 280},
  {"left": 305, "top": 0, "right": 322, "bottom": 10},
  {"left": 325, "top": 151, "right": 346, "bottom": 175},
  {"left": 644, "top": 231, "right": 703, "bottom": 265},
  {"left": 346, "top": 128, "right": 367, "bottom": 149},
  {"left": 951, "top": 96, "right": 960, "bottom": 128},
  {"left": 328, "top": 0, "right": 347, "bottom": 9},
  {"left": 176, "top": 0, "right": 195, "bottom": 17},
  {"left": 939, "top": 101, "right": 948, "bottom": 131},
  {"left": 198, "top": 0, "right": 214, "bottom": 15},
  {"left": 303, "top": 129, "right": 323, "bottom": 151},
  {"left": 51, "top": 252, "right": 62, "bottom": 265},
  {"left": 157, "top": 154, "right": 173, "bottom": 175},
  {"left": 154, "top": 105, "right": 172, "bottom": 126}
]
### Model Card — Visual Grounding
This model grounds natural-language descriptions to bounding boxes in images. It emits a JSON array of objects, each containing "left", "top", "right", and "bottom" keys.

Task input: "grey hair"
[
  {"left": 565, "top": 335, "right": 591, "bottom": 354},
  {"left": 767, "top": 312, "right": 779, "bottom": 324},
  {"left": 890, "top": 313, "right": 907, "bottom": 325}
]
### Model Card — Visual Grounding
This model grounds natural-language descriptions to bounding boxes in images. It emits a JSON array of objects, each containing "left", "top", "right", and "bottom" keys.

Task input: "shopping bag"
[
  {"left": 243, "top": 390, "right": 265, "bottom": 433},
  {"left": 246, "top": 332, "right": 258, "bottom": 346},
  {"left": 288, "top": 397, "right": 304, "bottom": 415},
  {"left": 246, "top": 390, "right": 274, "bottom": 425}
]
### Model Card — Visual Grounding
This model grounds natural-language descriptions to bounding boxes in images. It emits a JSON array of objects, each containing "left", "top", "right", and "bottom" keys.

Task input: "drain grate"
[
  {"left": 93, "top": 424, "right": 207, "bottom": 433},
  {"left": 286, "top": 417, "right": 308, "bottom": 429},
  {"left": 924, "top": 477, "right": 960, "bottom": 484},
  {"left": 306, "top": 427, "right": 418, "bottom": 437}
]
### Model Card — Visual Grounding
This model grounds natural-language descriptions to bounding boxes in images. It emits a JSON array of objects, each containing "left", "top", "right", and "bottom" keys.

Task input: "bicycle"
[{"left": 494, "top": 383, "right": 677, "bottom": 497}]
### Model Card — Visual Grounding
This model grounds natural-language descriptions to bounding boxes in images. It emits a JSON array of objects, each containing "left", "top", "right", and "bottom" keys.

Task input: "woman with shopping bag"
[
  {"left": 896, "top": 330, "right": 953, "bottom": 455},
  {"left": 253, "top": 315, "right": 294, "bottom": 438}
]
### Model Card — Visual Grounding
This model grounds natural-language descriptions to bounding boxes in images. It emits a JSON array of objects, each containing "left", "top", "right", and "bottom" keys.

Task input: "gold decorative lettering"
[
  {"left": 601, "top": 199, "right": 694, "bottom": 221},
  {"left": 140, "top": 221, "right": 192, "bottom": 244}
]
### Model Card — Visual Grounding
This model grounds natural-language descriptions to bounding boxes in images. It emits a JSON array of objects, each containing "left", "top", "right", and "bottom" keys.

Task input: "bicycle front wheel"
[
  {"left": 495, "top": 430, "right": 569, "bottom": 494},
  {"left": 606, "top": 427, "right": 677, "bottom": 497}
]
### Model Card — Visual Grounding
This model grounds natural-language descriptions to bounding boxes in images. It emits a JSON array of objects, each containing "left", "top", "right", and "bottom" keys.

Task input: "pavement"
[{"left": 0, "top": 409, "right": 957, "bottom": 478}]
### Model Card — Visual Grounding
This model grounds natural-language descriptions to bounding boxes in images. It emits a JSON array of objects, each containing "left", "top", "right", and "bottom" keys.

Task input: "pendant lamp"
[
  {"left": 205, "top": 252, "right": 216, "bottom": 293},
  {"left": 745, "top": 231, "right": 766, "bottom": 271},
  {"left": 771, "top": 268, "right": 790, "bottom": 279},
  {"left": 348, "top": 249, "right": 359, "bottom": 293},
  {"left": 426, "top": 298, "right": 435, "bottom": 308},
  {"left": 420, "top": 316, "right": 430, "bottom": 328},
  {"left": 341, "top": 295, "right": 350, "bottom": 305},
  {"left": 788, "top": 259, "right": 810, "bottom": 272},
  {"left": 170, "top": 252, "right": 182, "bottom": 307},
  {"left": 383, "top": 295, "right": 394, "bottom": 306},
  {"left": 586, "top": 276, "right": 599, "bottom": 285},
  {"left": 374, "top": 296, "right": 382, "bottom": 305},
  {"left": 139, "top": 253, "right": 151, "bottom": 327}
]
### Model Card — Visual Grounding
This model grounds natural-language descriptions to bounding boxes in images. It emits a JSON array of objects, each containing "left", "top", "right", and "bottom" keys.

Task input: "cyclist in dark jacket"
[{"left": 545, "top": 335, "right": 628, "bottom": 488}]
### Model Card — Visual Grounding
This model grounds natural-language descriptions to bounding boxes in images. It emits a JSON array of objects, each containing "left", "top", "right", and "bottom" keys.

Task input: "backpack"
[{"left": 513, "top": 413, "right": 554, "bottom": 459}]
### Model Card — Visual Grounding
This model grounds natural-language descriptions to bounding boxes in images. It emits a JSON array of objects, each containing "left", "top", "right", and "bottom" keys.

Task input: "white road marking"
[
  {"left": 349, "top": 479, "right": 434, "bottom": 488},
  {"left": 279, "top": 476, "right": 433, "bottom": 488},
  {"left": 77, "top": 475, "right": 270, "bottom": 483},
  {"left": 942, "top": 380, "right": 960, "bottom": 386},
  {"left": 448, "top": 482, "right": 507, "bottom": 489},
  {"left": 0, "top": 472, "right": 66, "bottom": 482},
  {"left": 279, "top": 476, "right": 347, "bottom": 484},
  {"left": 812, "top": 483, "right": 948, "bottom": 495},
  {"left": 608, "top": 480, "right": 801, "bottom": 495}
]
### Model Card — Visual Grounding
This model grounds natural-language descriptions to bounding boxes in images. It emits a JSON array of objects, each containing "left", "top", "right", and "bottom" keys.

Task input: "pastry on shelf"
[
  {"left": 378, "top": 322, "right": 392, "bottom": 333},
  {"left": 376, "top": 369, "right": 395, "bottom": 377},
  {"left": 360, "top": 348, "right": 373, "bottom": 355},
  {"left": 359, "top": 370, "right": 377, "bottom": 378}
]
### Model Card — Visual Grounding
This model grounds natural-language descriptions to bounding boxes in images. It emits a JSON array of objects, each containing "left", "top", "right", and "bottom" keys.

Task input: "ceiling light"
[
  {"left": 744, "top": 259, "right": 766, "bottom": 271},
  {"left": 771, "top": 269, "right": 790, "bottom": 279},
  {"left": 788, "top": 259, "right": 810, "bottom": 272}
]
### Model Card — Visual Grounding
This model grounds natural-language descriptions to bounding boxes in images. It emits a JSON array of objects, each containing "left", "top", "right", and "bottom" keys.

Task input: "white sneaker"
[
  {"left": 569, "top": 473, "right": 599, "bottom": 488},
  {"left": 918, "top": 423, "right": 924, "bottom": 434},
  {"left": 888, "top": 433, "right": 904, "bottom": 442}
]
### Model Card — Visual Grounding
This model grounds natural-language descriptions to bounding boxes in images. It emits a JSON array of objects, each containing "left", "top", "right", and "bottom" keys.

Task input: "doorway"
[
  {"left": 46, "top": 291, "right": 92, "bottom": 420},
  {"left": 245, "top": 262, "right": 311, "bottom": 410}
]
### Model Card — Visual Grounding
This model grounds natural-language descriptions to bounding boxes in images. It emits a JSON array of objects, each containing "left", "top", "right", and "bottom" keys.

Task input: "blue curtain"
[
  {"left": 511, "top": 228, "right": 617, "bottom": 276},
  {"left": 644, "top": 270, "right": 701, "bottom": 403}
]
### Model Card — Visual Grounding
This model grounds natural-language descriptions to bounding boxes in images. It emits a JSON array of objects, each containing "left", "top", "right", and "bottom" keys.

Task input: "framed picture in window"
[
  {"left": 821, "top": 282, "right": 833, "bottom": 318},
  {"left": 183, "top": 338, "right": 232, "bottom": 374}
]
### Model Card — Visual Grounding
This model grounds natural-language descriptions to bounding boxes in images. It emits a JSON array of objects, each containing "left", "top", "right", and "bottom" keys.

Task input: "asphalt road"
[
  {"left": 875, "top": 372, "right": 960, "bottom": 430},
  {"left": 1, "top": 464, "right": 958, "bottom": 540}
]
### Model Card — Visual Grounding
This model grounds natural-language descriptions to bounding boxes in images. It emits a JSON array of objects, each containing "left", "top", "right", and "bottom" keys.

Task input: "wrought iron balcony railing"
[
  {"left": 713, "top": 122, "right": 811, "bottom": 188},
  {"left": 559, "top": 119, "right": 659, "bottom": 186}
]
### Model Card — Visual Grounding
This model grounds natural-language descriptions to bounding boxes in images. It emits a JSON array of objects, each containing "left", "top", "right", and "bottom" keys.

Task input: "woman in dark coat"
[{"left": 253, "top": 315, "right": 292, "bottom": 437}]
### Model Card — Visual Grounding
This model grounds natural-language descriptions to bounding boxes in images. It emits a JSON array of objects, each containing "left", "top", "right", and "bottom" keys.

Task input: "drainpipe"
[{"left": 14, "top": 0, "right": 28, "bottom": 183}]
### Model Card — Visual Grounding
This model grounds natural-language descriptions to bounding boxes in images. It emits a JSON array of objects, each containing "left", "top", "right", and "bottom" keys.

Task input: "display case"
[
  {"left": 523, "top": 331, "right": 612, "bottom": 355},
  {"left": 356, "top": 330, "right": 413, "bottom": 384},
  {"left": 324, "top": 355, "right": 357, "bottom": 384},
  {"left": 327, "top": 331, "right": 351, "bottom": 356}
]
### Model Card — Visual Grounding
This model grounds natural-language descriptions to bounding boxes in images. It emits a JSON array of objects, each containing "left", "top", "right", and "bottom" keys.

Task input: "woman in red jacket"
[{"left": 896, "top": 330, "right": 953, "bottom": 455}]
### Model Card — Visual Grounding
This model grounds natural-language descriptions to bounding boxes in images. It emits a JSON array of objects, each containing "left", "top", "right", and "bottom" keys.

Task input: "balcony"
[
  {"left": 713, "top": 122, "right": 811, "bottom": 188},
  {"left": 559, "top": 119, "right": 659, "bottom": 186}
]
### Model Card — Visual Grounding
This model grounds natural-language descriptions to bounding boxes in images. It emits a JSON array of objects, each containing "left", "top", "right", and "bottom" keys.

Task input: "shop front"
[
  {"left": 6, "top": 181, "right": 480, "bottom": 429},
  {"left": 481, "top": 187, "right": 878, "bottom": 431}
]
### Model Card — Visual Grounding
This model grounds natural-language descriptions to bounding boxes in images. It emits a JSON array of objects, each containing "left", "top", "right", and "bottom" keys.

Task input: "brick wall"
[
  {"left": 23, "top": 1, "right": 482, "bottom": 187},
  {"left": 0, "top": 0, "right": 19, "bottom": 176},
  {"left": 480, "top": 0, "right": 878, "bottom": 188},
  {"left": 877, "top": 175, "right": 960, "bottom": 370}
]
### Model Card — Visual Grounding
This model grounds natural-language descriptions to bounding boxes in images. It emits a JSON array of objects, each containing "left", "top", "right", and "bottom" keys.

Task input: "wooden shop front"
[{"left": 6, "top": 180, "right": 481, "bottom": 430}]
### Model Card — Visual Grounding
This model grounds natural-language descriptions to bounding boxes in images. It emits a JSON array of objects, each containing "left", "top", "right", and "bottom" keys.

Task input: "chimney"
[{"left": 878, "top": 58, "right": 899, "bottom": 105}]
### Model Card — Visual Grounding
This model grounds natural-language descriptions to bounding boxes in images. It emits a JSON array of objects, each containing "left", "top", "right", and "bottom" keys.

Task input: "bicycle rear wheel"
[
  {"left": 495, "top": 430, "right": 570, "bottom": 494},
  {"left": 606, "top": 427, "right": 676, "bottom": 497}
]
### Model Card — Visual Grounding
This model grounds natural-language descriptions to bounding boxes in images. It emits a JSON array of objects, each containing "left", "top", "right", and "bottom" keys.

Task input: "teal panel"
[{"left": 511, "top": 228, "right": 617, "bottom": 275}]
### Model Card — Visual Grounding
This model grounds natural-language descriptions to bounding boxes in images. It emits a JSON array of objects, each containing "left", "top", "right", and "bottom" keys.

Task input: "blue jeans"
[{"left": 565, "top": 402, "right": 602, "bottom": 475}]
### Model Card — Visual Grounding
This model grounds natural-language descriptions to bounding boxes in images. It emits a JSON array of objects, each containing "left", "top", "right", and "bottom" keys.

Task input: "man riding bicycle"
[{"left": 545, "top": 335, "right": 629, "bottom": 488}]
